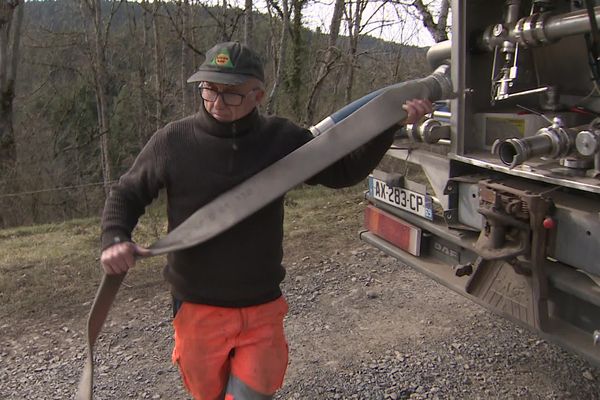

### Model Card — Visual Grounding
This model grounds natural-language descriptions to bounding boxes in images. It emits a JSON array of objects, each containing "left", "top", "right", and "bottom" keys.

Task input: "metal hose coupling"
[
  {"left": 492, "top": 117, "right": 576, "bottom": 168},
  {"left": 426, "top": 64, "right": 454, "bottom": 101},
  {"left": 405, "top": 118, "right": 451, "bottom": 144}
]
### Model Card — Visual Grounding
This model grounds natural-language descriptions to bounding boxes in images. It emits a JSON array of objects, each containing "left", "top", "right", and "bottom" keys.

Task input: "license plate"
[{"left": 368, "top": 176, "right": 433, "bottom": 220}]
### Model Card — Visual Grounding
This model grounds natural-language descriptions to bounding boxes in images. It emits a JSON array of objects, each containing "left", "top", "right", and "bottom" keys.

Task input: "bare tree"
[
  {"left": 265, "top": 0, "right": 290, "bottom": 115},
  {"left": 163, "top": 0, "right": 205, "bottom": 56},
  {"left": 220, "top": 0, "right": 228, "bottom": 41},
  {"left": 304, "top": 0, "right": 344, "bottom": 125},
  {"left": 152, "top": 0, "right": 164, "bottom": 130},
  {"left": 288, "top": 0, "right": 308, "bottom": 120},
  {"left": 343, "top": 0, "right": 369, "bottom": 104},
  {"left": 79, "top": 0, "right": 123, "bottom": 195},
  {"left": 163, "top": 0, "right": 210, "bottom": 117},
  {"left": 195, "top": 0, "right": 244, "bottom": 43},
  {"left": 0, "top": 0, "right": 23, "bottom": 165},
  {"left": 402, "top": 0, "right": 450, "bottom": 42},
  {"left": 180, "top": 0, "right": 192, "bottom": 116},
  {"left": 244, "top": 0, "right": 254, "bottom": 47},
  {"left": 129, "top": 1, "right": 152, "bottom": 147}
]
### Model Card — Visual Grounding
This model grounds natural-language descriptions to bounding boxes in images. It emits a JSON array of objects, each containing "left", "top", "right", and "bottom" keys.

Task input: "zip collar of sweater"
[{"left": 195, "top": 104, "right": 261, "bottom": 139}]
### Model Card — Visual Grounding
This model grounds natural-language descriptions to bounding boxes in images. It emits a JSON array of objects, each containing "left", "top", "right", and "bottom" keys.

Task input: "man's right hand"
[{"left": 100, "top": 242, "right": 151, "bottom": 275}]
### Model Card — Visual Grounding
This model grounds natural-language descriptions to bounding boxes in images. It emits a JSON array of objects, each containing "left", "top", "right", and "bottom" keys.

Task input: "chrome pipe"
[
  {"left": 544, "top": 5, "right": 600, "bottom": 41},
  {"left": 482, "top": 6, "right": 600, "bottom": 49},
  {"left": 433, "top": 110, "right": 452, "bottom": 120},
  {"left": 426, "top": 40, "right": 452, "bottom": 69}
]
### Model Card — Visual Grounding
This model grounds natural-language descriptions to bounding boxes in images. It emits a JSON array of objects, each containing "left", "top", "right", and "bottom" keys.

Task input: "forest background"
[{"left": 0, "top": 0, "right": 449, "bottom": 228}]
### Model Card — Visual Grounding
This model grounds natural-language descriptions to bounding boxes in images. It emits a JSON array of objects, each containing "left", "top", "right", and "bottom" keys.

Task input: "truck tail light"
[{"left": 363, "top": 205, "right": 422, "bottom": 256}]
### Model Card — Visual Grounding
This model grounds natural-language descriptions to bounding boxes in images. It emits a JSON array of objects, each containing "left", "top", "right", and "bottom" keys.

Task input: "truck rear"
[{"left": 362, "top": 0, "right": 600, "bottom": 367}]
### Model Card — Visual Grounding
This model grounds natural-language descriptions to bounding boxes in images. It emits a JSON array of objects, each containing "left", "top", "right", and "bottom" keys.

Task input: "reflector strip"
[{"left": 364, "top": 205, "right": 422, "bottom": 256}]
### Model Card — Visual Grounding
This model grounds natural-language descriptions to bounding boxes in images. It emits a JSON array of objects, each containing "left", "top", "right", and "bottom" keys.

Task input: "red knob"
[{"left": 543, "top": 217, "right": 556, "bottom": 229}]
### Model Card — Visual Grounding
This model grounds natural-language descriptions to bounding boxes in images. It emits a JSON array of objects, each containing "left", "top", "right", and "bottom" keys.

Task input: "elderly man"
[{"left": 100, "top": 41, "right": 432, "bottom": 400}]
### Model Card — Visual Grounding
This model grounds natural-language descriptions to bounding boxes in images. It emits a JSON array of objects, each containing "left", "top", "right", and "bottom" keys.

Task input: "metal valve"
[
  {"left": 575, "top": 130, "right": 600, "bottom": 157},
  {"left": 576, "top": 119, "right": 600, "bottom": 178}
]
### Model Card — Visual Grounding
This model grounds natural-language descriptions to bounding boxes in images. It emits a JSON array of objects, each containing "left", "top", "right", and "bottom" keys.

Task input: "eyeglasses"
[{"left": 199, "top": 85, "right": 259, "bottom": 106}]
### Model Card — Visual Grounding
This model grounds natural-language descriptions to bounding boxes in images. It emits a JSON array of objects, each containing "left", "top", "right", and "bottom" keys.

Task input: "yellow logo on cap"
[{"left": 211, "top": 49, "right": 234, "bottom": 68}]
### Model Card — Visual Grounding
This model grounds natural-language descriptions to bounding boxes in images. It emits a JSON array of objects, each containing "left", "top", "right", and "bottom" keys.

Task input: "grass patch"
[
  {"left": 284, "top": 183, "right": 368, "bottom": 258},
  {"left": 0, "top": 200, "right": 169, "bottom": 321},
  {"left": 0, "top": 184, "right": 368, "bottom": 322}
]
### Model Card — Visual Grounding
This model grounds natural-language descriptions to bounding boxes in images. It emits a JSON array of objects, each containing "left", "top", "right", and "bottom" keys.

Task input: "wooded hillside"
[{"left": 0, "top": 0, "right": 448, "bottom": 228}]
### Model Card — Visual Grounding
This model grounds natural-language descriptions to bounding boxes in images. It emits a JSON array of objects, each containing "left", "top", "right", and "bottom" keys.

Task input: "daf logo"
[{"left": 433, "top": 241, "right": 459, "bottom": 260}]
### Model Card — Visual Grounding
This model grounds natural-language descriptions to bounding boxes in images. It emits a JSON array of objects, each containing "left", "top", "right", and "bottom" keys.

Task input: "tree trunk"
[
  {"left": 0, "top": 0, "right": 22, "bottom": 166},
  {"left": 344, "top": 0, "right": 366, "bottom": 104},
  {"left": 411, "top": 0, "right": 450, "bottom": 43},
  {"left": 304, "top": 0, "right": 343, "bottom": 125},
  {"left": 79, "top": 0, "right": 118, "bottom": 196},
  {"left": 152, "top": 0, "right": 164, "bottom": 131},
  {"left": 96, "top": 11, "right": 111, "bottom": 195},
  {"left": 244, "top": 0, "right": 253, "bottom": 47},
  {"left": 92, "top": 0, "right": 112, "bottom": 195},
  {"left": 137, "top": 4, "right": 150, "bottom": 147},
  {"left": 266, "top": 0, "right": 290, "bottom": 115},
  {"left": 288, "top": 0, "right": 306, "bottom": 121},
  {"left": 393, "top": 45, "right": 403, "bottom": 82},
  {"left": 220, "top": 0, "right": 228, "bottom": 42},
  {"left": 180, "top": 0, "right": 191, "bottom": 116}
]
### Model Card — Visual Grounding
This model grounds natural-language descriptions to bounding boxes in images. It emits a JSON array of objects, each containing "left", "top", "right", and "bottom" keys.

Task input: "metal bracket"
[
  {"left": 444, "top": 180, "right": 458, "bottom": 195},
  {"left": 444, "top": 208, "right": 459, "bottom": 225},
  {"left": 443, "top": 180, "right": 460, "bottom": 228},
  {"left": 454, "top": 256, "right": 484, "bottom": 277}
]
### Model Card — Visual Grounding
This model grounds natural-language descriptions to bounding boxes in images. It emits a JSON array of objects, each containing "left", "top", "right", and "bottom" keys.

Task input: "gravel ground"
[{"left": 1, "top": 244, "right": 599, "bottom": 399}]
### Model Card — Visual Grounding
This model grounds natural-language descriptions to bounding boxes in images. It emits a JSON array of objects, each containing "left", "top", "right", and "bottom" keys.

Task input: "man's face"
[{"left": 201, "top": 79, "right": 264, "bottom": 123}]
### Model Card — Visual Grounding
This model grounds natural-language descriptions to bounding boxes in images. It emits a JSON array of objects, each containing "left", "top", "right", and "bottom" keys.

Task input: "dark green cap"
[{"left": 187, "top": 41, "right": 264, "bottom": 85}]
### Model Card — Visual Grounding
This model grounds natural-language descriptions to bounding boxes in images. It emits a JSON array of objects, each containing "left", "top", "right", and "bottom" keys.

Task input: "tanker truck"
[{"left": 361, "top": 0, "right": 600, "bottom": 367}]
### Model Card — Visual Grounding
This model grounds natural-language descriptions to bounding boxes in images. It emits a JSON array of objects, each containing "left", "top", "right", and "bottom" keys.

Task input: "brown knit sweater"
[{"left": 101, "top": 105, "right": 394, "bottom": 307}]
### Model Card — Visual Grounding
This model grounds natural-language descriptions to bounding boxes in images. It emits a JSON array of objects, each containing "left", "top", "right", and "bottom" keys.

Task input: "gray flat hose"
[
  {"left": 76, "top": 65, "right": 453, "bottom": 400},
  {"left": 77, "top": 273, "right": 125, "bottom": 400}
]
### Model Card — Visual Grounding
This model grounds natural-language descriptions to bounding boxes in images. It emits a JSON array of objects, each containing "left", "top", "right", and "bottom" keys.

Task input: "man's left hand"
[{"left": 403, "top": 99, "right": 434, "bottom": 125}]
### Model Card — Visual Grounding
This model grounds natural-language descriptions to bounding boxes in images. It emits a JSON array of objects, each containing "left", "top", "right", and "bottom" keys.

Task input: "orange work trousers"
[{"left": 172, "top": 296, "right": 289, "bottom": 400}]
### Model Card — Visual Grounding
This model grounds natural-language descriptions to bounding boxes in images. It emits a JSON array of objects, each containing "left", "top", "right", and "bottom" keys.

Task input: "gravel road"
[{"left": 1, "top": 244, "right": 599, "bottom": 399}]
